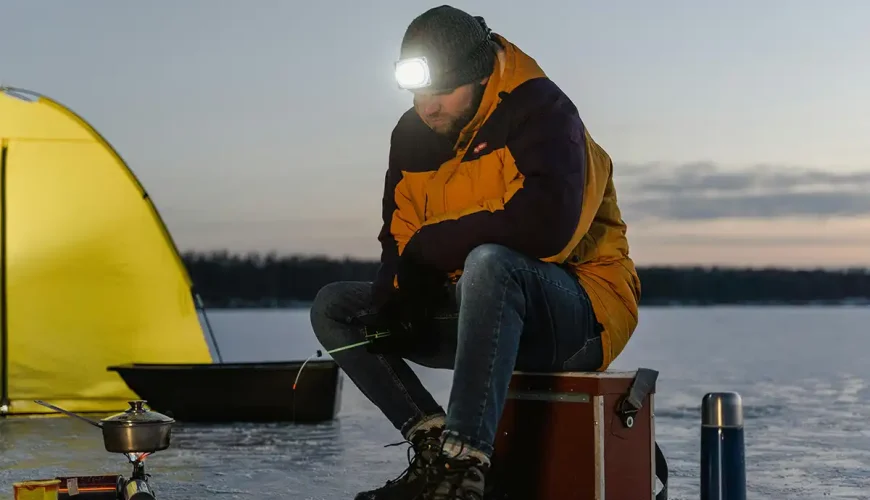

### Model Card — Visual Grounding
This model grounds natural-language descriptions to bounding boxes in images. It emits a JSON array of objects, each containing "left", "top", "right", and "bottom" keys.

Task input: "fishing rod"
[
  {"left": 289, "top": 327, "right": 392, "bottom": 421},
  {"left": 292, "top": 328, "right": 392, "bottom": 390}
]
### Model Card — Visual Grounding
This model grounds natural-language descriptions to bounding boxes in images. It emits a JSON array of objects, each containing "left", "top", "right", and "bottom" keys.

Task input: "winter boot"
[
  {"left": 354, "top": 426, "right": 444, "bottom": 499},
  {"left": 415, "top": 454, "right": 490, "bottom": 500}
]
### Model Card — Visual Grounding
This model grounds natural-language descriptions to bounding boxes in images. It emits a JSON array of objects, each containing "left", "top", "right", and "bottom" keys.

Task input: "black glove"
[
  {"left": 359, "top": 236, "right": 449, "bottom": 356},
  {"left": 358, "top": 291, "right": 416, "bottom": 355}
]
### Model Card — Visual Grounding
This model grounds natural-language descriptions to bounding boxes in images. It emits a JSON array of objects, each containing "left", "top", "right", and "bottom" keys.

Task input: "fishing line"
[
  {"left": 292, "top": 341, "right": 365, "bottom": 390},
  {"left": 292, "top": 329, "right": 392, "bottom": 389},
  {"left": 290, "top": 328, "right": 392, "bottom": 420}
]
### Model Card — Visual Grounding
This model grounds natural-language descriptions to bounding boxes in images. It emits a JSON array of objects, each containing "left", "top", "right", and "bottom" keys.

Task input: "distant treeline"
[{"left": 180, "top": 250, "right": 870, "bottom": 308}]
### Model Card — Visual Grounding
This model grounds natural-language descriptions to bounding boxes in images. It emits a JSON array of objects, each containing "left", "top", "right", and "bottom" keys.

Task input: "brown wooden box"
[{"left": 487, "top": 369, "right": 659, "bottom": 500}]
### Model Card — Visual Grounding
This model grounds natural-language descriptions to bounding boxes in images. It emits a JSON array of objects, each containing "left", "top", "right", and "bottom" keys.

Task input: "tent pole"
[
  {"left": 195, "top": 291, "right": 224, "bottom": 363},
  {"left": 1, "top": 140, "right": 9, "bottom": 413}
]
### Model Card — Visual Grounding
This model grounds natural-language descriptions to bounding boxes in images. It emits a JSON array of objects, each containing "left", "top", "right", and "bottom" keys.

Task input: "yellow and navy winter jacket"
[{"left": 373, "top": 34, "right": 640, "bottom": 370}]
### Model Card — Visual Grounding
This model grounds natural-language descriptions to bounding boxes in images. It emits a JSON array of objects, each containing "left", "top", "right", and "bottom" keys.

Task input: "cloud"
[{"left": 614, "top": 162, "right": 870, "bottom": 220}]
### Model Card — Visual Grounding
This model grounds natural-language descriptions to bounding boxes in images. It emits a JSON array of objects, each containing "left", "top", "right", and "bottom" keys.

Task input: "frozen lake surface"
[{"left": 2, "top": 306, "right": 869, "bottom": 499}]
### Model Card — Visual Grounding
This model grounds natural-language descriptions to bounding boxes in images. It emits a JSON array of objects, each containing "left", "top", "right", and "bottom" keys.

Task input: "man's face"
[{"left": 412, "top": 78, "right": 487, "bottom": 137}]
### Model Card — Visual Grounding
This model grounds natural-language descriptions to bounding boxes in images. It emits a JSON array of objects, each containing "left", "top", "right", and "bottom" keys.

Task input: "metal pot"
[
  {"left": 100, "top": 400, "right": 174, "bottom": 453},
  {"left": 34, "top": 399, "right": 174, "bottom": 453}
]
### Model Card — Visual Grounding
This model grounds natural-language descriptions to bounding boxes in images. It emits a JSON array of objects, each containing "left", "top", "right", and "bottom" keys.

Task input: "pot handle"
[{"left": 33, "top": 400, "right": 103, "bottom": 428}]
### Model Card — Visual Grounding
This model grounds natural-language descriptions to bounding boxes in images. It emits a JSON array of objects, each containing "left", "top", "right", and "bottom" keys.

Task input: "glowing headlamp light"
[{"left": 394, "top": 57, "right": 431, "bottom": 90}]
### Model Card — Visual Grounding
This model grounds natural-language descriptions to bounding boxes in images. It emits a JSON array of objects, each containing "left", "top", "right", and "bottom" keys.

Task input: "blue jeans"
[{"left": 309, "top": 243, "right": 603, "bottom": 456}]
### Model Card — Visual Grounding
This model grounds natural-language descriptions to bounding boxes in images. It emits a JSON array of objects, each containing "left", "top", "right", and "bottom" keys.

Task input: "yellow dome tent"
[{"left": 0, "top": 87, "right": 213, "bottom": 416}]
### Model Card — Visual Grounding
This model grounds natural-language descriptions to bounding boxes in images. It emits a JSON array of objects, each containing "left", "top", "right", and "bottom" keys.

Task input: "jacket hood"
[{"left": 455, "top": 34, "right": 548, "bottom": 147}]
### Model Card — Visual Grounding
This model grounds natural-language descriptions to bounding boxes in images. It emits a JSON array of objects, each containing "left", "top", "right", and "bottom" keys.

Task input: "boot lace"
[
  {"left": 420, "top": 442, "right": 486, "bottom": 500},
  {"left": 377, "top": 434, "right": 439, "bottom": 487}
]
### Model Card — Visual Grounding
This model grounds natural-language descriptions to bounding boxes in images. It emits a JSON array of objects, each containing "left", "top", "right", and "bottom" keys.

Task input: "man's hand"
[
  {"left": 359, "top": 236, "right": 449, "bottom": 356},
  {"left": 357, "top": 294, "right": 415, "bottom": 355}
]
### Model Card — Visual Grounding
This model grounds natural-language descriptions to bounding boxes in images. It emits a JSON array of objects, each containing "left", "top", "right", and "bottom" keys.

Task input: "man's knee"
[
  {"left": 462, "top": 244, "right": 522, "bottom": 283},
  {"left": 309, "top": 281, "right": 371, "bottom": 344}
]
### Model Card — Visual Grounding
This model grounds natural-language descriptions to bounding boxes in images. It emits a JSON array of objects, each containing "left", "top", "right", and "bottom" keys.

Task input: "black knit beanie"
[{"left": 399, "top": 5, "right": 499, "bottom": 93}]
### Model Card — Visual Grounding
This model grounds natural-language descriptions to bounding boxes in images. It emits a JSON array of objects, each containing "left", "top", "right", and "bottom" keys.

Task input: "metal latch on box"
[
  {"left": 614, "top": 368, "right": 669, "bottom": 500},
  {"left": 615, "top": 367, "right": 659, "bottom": 428}
]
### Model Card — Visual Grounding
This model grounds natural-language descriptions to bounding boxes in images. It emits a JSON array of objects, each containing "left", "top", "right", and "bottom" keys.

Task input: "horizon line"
[{"left": 176, "top": 248, "right": 870, "bottom": 272}]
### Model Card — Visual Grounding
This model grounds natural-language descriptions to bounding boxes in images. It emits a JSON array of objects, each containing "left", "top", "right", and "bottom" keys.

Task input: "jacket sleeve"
[
  {"left": 372, "top": 141, "right": 423, "bottom": 306},
  {"left": 411, "top": 88, "right": 596, "bottom": 272},
  {"left": 372, "top": 168, "right": 400, "bottom": 307}
]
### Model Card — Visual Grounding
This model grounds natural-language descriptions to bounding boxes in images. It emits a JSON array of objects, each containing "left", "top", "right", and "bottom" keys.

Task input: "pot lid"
[{"left": 101, "top": 400, "right": 174, "bottom": 424}]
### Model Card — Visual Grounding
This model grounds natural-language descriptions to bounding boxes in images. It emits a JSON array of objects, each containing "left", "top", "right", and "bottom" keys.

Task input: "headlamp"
[{"left": 394, "top": 57, "right": 431, "bottom": 90}]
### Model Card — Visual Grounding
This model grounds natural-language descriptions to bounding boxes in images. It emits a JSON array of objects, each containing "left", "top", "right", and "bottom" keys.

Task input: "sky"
[{"left": 2, "top": 1, "right": 869, "bottom": 268}]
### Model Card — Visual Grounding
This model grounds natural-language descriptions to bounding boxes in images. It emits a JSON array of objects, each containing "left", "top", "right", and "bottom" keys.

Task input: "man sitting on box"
[{"left": 310, "top": 5, "right": 641, "bottom": 499}]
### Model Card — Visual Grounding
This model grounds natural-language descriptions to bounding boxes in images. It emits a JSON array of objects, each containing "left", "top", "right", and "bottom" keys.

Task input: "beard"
[{"left": 437, "top": 81, "right": 488, "bottom": 144}]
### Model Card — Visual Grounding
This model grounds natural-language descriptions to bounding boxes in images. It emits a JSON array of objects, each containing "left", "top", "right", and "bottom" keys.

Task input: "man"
[{"left": 310, "top": 5, "right": 640, "bottom": 499}]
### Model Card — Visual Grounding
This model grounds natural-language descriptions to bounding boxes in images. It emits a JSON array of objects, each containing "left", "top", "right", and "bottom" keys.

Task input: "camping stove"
[
  {"left": 15, "top": 400, "right": 173, "bottom": 499},
  {"left": 115, "top": 453, "right": 157, "bottom": 500},
  {"left": 53, "top": 453, "right": 159, "bottom": 500}
]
